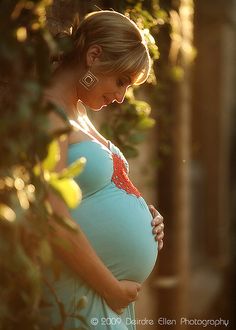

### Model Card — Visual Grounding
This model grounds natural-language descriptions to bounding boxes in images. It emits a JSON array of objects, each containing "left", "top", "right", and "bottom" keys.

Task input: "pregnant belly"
[{"left": 70, "top": 186, "right": 158, "bottom": 283}]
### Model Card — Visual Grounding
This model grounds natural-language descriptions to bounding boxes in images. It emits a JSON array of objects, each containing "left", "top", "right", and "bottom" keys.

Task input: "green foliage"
[
  {"left": 99, "top": 1, "right": 164, "bottom": 157},
  {"left": 99, "top": 0, "right": 195, "bottom": 160},
  {"left": 100, "top": 89, "right": 155, "bottom": 157},
  {"left": 34, "top": 139, "right": 86, "bottom": 208},
  {"left": 0, "top": 1, "right": 85, "bottom": 329}
]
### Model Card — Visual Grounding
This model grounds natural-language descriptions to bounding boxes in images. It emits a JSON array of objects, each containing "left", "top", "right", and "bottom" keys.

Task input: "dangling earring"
[{"left": 79, "top": 69, "right": 98, "bottom": 90}]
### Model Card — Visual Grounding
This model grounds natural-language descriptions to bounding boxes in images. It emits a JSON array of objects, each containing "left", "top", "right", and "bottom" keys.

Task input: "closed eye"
[
  {"left": 117, "top": 79, "right": 125, "bottom": 87},
  {"left": 117, "top": 75, "right": 132, "bottom": 88}
]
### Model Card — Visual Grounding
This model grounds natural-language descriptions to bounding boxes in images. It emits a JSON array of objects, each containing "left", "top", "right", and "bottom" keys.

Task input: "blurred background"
[
  {"left": 136, "top": 1, "right": 236, "bottom": 329},
  {"left": 0, "top": 0, "right": 235, "bottom": 329}
]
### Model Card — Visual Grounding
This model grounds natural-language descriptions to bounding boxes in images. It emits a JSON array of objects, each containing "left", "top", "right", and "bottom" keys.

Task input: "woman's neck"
[{"left": 44, "top": 67, "right": 81, "bottom": 116}]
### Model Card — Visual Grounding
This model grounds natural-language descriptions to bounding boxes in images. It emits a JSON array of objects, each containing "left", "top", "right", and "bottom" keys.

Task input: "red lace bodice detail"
[{"left": 111, "top": 154, "right": 141, "bottom": 198}]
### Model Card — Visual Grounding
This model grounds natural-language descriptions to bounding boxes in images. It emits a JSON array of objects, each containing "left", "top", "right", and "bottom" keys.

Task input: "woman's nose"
[{"left": 115, "top": 87, "right": 127, "bottom": 104}]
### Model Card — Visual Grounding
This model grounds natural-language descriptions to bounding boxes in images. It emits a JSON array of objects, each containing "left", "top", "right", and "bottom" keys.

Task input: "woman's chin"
[{"left": 89, "top": 104, "right": 107, "bottom": 111}]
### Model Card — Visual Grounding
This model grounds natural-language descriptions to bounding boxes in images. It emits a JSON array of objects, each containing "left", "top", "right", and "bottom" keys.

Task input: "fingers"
[
  {"left": 153, "top": 224, "right": 164, "bottom": 249},
  {"left": 158, "top": 239, "right": 164, "bottom": 251},
  {"left": 131, "top": 289, "right": 140, "bottom": 302},
  {"left": 149, "top": 205, "right": 165, "bottom": 250},
  {"left": 157, "top": 230, "right": 164, "bottom": 240},
  {"left": 151, "top": 213, "right": 164, "bottom": 226},
  {"left": 116, "top": 308, "right": 125, "bottom": 315},
  {"left": 152, "top": 223, "right": 164, "bottom": 235},
  {"left": 149, "top": 204, "right": 158, "bottom": 218},
  {"left": 134, "top": 292, "right": 139, "bottom": 301},
  {"left": 136, "top": 283, "right": 141, "bottom": 292},
  {"left": 149, "top": 205, "right": 163, "bottom": 226},
  {"left": 114, "top": 287, "right": 140, "bottom": 315},
  {"left": 129, "top": 282, "right": 141, "bottom": 301}
]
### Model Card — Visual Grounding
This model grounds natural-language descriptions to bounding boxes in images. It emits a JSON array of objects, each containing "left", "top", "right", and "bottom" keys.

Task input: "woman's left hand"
[{"left": 149, "top": 205, "right": 164, "bottom": 251}]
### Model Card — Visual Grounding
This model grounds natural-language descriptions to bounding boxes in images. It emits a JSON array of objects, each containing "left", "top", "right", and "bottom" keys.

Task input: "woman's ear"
[{"left": 86, "top": 45, "right": 102, "bottom": 66}]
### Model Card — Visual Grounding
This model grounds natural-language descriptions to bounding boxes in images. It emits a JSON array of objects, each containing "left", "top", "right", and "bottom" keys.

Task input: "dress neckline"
[
  {"left": 69, "top": 139, "right": 97, "bottom": 148},
  {"left": 69, "top": 139, "right": 111, "bottom": 152}
]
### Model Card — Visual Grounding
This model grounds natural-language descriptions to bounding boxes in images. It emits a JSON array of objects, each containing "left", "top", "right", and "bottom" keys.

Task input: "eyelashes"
[
  {"left": 117, "top": 79, "right": 125, "bottom": 87},
  {"left": 117, "top": 76, "right": 131, "bottom": 88}
]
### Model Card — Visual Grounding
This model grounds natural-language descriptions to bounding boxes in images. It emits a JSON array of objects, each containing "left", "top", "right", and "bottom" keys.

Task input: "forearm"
[
  {"left": 45, "top": 114, "right": 120, "bottom": 300},
  {"left": 50, "top": 219, "right": 120, "bottom": 300}
]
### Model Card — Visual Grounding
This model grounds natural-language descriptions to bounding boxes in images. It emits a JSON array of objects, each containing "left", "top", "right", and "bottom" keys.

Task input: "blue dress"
[{"left": 44, "top": 140, "right": 158, "bottom": 329}]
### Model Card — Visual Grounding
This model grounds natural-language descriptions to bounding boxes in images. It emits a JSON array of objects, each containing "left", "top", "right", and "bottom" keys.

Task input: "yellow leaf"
[
  {"left": 16, "top": 27, "right": 27, "bottom": 42},
  {"left": 50, "top": 178, "right": 82, "bottom": 209},
  {"left": 0, "top": 204, "right": 16, "bottom": 222},
  {"left": 58, "top": 157, "right": 86, "bottom": 179},
  {"left": 136, "top": 117, "right": 155, "bottom": 130},
  {"left": 33, "top": 140, "right": 60, "bottom": 176},
  {"left": 42, "top": 140, "right": 60, "bottom": 171}
]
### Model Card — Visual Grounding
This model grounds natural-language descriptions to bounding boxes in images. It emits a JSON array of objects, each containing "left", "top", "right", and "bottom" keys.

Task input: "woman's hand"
[
  {"left": 149, "top": 204, "right": 164, "bottom": 251},
  {"left": 104, "top": 280, "right": 141, "bottom": 314}
]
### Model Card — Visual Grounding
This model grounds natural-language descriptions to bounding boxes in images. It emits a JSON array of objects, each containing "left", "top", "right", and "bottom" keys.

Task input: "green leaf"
[
  {"left": 135, "top": 101, "right": 151, "bottom": 117},
  {"left": 123, "top": 145, "right": 139, "bottom": 158},
  {"left": 100, "top": 123, "right": 114, "bottom": 139},
  {"left": 38, "top": 239, "right": 52, "bottom": 265},
  {"left": 171, "top": 66, "right": 184, "bottom": 81},
  {"left": 136, "top": 117, "right": 156, "bottom": 130},
  {"left": 128, "top": 132, "right": 146, "bottom": 144},
  {"left": 116, "top": 122, "right": 131, "bottom": 134}
]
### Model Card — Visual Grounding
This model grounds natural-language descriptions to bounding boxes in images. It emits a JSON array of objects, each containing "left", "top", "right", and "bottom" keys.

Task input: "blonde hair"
[{"left": 63, "top": 10, "right": 151, "bottom": 85}]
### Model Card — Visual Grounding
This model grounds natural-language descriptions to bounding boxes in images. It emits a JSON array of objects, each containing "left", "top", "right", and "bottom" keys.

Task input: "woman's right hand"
[{"left": 104, "top": 280, "right": 141, "bottom": 314}]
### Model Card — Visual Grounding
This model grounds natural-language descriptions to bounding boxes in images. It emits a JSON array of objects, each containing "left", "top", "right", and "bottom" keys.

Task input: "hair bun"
[
  {"left": 50, "top": 31, "right": 73, "bottom": 63},
  {"left": 71, "top": 13, "right": 80, "bottom": 39}
]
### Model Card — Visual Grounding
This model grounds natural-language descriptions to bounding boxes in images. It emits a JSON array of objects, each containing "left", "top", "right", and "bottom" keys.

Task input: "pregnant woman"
[{"left": 44, "top": 10, "right": 164, "bottom": 329}]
